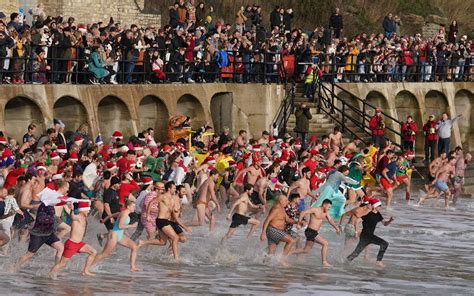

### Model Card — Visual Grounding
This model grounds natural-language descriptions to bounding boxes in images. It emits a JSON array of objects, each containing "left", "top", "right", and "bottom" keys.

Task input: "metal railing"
[
  {"left": 315, "top": 78, "right": 403, "bottom": 147},
  {"left": 288, "top": 53, "right": 473, "bottom": 83},
  {"left": 270, "top": 80, "right": 295, "bottom": 137},
  {"left": 0, "top": 46, "right": 284, "bottom": 85}
]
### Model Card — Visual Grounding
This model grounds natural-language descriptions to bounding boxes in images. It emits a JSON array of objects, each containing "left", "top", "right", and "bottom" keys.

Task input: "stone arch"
[
  {"left": 53, "top": 96, "right": 89, "bottom": 134},
  {"left": 425, "top": 90, "right": 448, "bottom": 118},
  {"left": 177, "top": 94, "right": 206, "bottom": 129},
  {"left": 98, "top": 96, "right": 133, "bottom": 139},
  {"left": 138, "top": 96, "right": 170, "bottom": 142},
  {"left": 365, "top": 91, "right": 389, "bottom": 112},
  {"left": 454, "top": 90, "right": 474, "bottom": 151},
  {"left": 210, "top": 92, "right": 233, "bottom": 134},
  {"left": 5, "top": 97, "right": 45, "bottom": 142},
  {"left": 395, "top": 91, "right": 424, "bottom": 154}
]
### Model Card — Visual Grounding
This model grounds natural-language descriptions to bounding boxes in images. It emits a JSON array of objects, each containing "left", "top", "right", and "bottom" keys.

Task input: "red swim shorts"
[
  {"left": 380, "top": 177, "right": 392, "bottom": 190},
  {"left": 62, "top": 239, "right": 86, "bottom": 259},
  {"left": 396, "top": 175, "right": 408, "bottom": 182}
]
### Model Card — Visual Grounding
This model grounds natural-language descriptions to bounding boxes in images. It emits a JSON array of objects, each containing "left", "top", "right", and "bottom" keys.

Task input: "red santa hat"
[
  {"left": 36, "top": 162, "right": 47, "bottom": 171},
  {"left": 362, "top": 195, "right": 372, "bottom": 205},
  {"left": 0, "top": 136, "right": 7, "bottom": 144},
  {"left": 52, "top": 173, "right": 63, "bottom": 181},
  {"left": 294, "top": 139, "right": 302, "bottom": 148},
  {"left": 50, "top": 151, "right": 60, "bottom": 160},
  {"left": 56, "top": 144, "right": 67, "bottom": 154},
  {"left": 74, "top": 135, "right": 83, "bottom": 146},
  {"left": 69, "top": 152, "right": 79, "bottom": 162},
  {"left": 134, "top": 144, "right": 143, "bottom": 151},
  {"left": 119, "top": 145, "right": 129, "bottom": 153},
  {"left": 404, "top": 150, "right": 415, "bottom": 159},
  {"left": 162, "top": 144, "right": 172, "bottom": 152},
  {"left": 280, "top": 143, "right": 288, "bottom": 149},
  {"left": 106, "top": 162, "right": 117, "bottom": 171},
  {"left": 228, "top": 160, "right": 236, "bottom": 167},
  {"left": 309, "top": 135, "right": 317, "bottom": 143},
  {"left": 112, "top": 131, "right": 123, "bottom": 139},
  {"left": 204, "top": 156, "right": 216, "bottom": 165},
  {"left": 2, "top": 148, "right": 13, "bottom": 159},
  {"left": 252, "top": 144, "right": 261, "bottom": 152},
  {"left": 78, "top": 200, "right": 91, "bottom": 212},
  {"left": 142, "top": 176, "right": 153, "bottom": 185},
  {"left": 269, "top": 136, "right": 276, "bottom": 144},
  {"left": 369, "top": 198, "right": 382, "bottom": 208}
]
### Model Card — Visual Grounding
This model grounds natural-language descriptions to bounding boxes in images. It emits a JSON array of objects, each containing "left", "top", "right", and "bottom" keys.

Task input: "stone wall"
[
  {"left": 0, "top": 0, "right": 161, "bottom": 27},
  {"left": 0, "top": 83, "right": 284, "bottom": 143}
]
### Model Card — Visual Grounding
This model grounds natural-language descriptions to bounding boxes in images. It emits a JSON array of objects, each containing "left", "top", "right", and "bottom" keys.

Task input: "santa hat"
[
  {"left": 142, "top": 177, "right": 153, "bottom": 185},
  {"left": 119, "top": 145, "right": 129, "bottom": 153},
  {"left": 370, "top": 198, "right": 382, "bottom": 208},
  {"left": 0, "top": 136, "right": 7, "bottom": 144},
  {"left": 78, "top": 200, "right": 91, "bottom": 212},
  {"left": 36, "top": 162, "right": 47, "bottom": 171},
  {"left": 50, "top": 151, "right": 60, "bottom": 160},
  {"left": 1, "top": 148, "right": 13, "bottom": 159},
  {"left": 95, "top": 135, "right": 103, "bottom": 145},
  {"left": 310, "top": 149, "right": 319, "bottom": 155},
  {"left": 134, "top": 144, "right": 143, "bottom": 151},
  {"left": 162, "top": 145, "right": 172, "bottom": 152},
  {"left": 56, "top": 144, "right": 67, "bottom": 154},
  {"left": 69, "top": 152, "right": 79, "bottom": 162},
  {"left": 294, "top": 139, "right": 302, "bottom": 148},
  {"left": 269, "top": 136, "right": 276, "bottom": 144},
  {"left": 228, "top": 160, "right": 236, "bottom": 167},
  {"left": 112, "top": 131, "right": 123, "bottom": 139},
  {"left": 252, "top": 144, "right": 261, "bottom": 152},
  {"left": 106, "top": 162, "right": 117, "bottom": 171},
  {"left": 404, "top": 150, "right": 415, "bottom": 159},
  {"left": 309, "top": 135, "right": 317, "bottom": 143},
  {"left": 74, "top": 135, "right": 83, "bottom": 146},
  {"left": 78, "top": 25, "right": 87, "bottom": 33},
  {"left": 280, "top": 143, "right": 288, "bottom": 149},
  {"left": 52, "top": 173, "right": 63, "bottom": 180},
  {"left": 362, "top": 195, "right": 372, "bottom": 205},
  {"left": 150, "top": 146, "right": 159, "bottom": 155},
  {"left": 204, "top": 156, "right": 216, "bottom": 165}
]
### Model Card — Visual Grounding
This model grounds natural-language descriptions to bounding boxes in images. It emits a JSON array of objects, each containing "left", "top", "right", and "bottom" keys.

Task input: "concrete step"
[
  {"left": 287, "top": 117, "right": 333, "bottom": 124},
  {"left": 461, "top": 185, "right": 474, "bottom": 197},
  {"left": 287, "top": 122, "right": 336, "bottom": 129}
]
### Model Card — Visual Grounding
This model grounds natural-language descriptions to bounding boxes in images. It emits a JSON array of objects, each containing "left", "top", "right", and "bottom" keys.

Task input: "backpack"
[{"left": 216, "top": 50, "right": 229, "bottom": 68}]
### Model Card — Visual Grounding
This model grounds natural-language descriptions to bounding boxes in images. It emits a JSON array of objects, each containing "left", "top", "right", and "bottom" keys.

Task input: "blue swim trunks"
[{"left": 435, "top": 180, "right": 449, "bottom": 192}]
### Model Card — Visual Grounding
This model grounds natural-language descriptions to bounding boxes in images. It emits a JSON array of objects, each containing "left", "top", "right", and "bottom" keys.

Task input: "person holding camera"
[
  {"left": 369, "top": 107, "right": 385, "bottom": 149},
  {"left": 294, "top": 103, "right": 312, "bottom": 150},
  {"left": 401, "top": 115, "right": 418, "bottom": 153}
]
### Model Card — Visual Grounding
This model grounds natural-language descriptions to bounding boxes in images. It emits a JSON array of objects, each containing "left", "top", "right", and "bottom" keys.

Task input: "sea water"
[{"left": 1, "top": 192, "right": 473, "bottom": 295}]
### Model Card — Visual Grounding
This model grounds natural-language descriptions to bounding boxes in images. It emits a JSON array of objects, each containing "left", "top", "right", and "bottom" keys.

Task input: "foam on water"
[{"left": 1, "top": 193, "right": 474, "bottom": 294}]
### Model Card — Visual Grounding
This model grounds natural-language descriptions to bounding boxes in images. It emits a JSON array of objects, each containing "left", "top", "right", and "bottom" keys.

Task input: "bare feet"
[
  {"left": 82, "top": 270, "right": 96, "bottom": 276},
  {"left": 322, "top": 261, "right": 332, "bottom": 268},
  {"left": 48, "top": 272, "right": 58, "bottom": 280},
  {"left": 131, "top": 267, "right": 141, "bottom": 272},
  {"left": 137, "top": 240, "right": 144, "bottom": 249},
  {"left": 375, "top": 261, "right": 385, "bottom": 268}
]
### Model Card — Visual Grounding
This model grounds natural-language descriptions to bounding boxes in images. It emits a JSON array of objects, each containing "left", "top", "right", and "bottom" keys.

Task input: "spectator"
[
  {"left": 32, "top": 47, "right": 49, "bottom": 84},
  {"left": 270, "top": 6, "right": 282, "bottom": 30},
  {"left": 294, "top": 103, "right": 312, "bottom": 150},
  {"left": 394, "top": 16, "right": 402, "bottom": 36},
  {"left": 448, "top": 20, "right": 458, "bottom": 44},
  {"left": 436, "top": 112, "right": 462, "bottom": 156},
  {"left": 235, "top": 6, "right": 247, "bottom": 34},
  {"left": 88, "top": 45, "right": 110, "bottom": 84},
  {"left": 382, "top": 13, "right": 395, "bottom": 38},
  {"left": 283, "top": 8, "right": 293, "bottom": 34},
  {"left": 329, "top": 8, "right": 343, "bottom": 39},
  {"left": 423, "top": 114, "right": 438, "bottom": 163},
  {"left": 169, "top": 3, "right": 180, "bottom": 28},
  {"left": 401, "top": 116, "right": 418, "bottom": 153},
  {"left": 369, "top": 107, "right": 385, "bottom": 148},
  {"left": 7, "top": 13, "right": 23, "bottom": 33}
]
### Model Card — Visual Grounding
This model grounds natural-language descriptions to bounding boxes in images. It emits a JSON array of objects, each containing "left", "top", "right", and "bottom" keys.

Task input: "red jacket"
[
  {"left": 423, "top": 121, "right": 438, "bottom": 141},
  {"left": 401, "top": 122, "right": 418, "bottom": 142},
  {"left": 369, "top": 115, "right": 385, "bottom": 136}
]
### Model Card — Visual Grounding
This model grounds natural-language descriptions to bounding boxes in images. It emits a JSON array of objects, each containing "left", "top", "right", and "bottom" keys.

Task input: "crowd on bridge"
[
  {"left": 0, "top": 104, "right": 470, "bottom": 275},
  {"left": 0, "top": 1, "right": 472, "bottom": 85}
]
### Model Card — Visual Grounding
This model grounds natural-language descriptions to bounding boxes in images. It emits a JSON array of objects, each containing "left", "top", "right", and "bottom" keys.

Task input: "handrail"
[
  {"left": 315, "top": 79, "right": 402, "bottom": 147},
  {"left": 270, "top": 80, "right": 295, "bottom": 136}
]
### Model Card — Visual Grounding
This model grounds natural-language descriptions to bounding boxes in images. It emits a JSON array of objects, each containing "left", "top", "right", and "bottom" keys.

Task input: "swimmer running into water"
[
  {"left": 49, "top": 200, "right": 97, "bottom": 278},
  {"left": 221, "top": 184, "right": 263, "bottom": 243},
  {"left": 293, "top": 199, "right": 341, "bottom": 267},
  {"left": 93, "top": 200, "right": 140, "bottom": 272}
]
